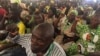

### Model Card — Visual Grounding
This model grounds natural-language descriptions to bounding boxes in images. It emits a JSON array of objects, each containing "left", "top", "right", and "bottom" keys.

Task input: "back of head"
[{"left": 6, "top": 23, "right": 19, "bottom": 33}]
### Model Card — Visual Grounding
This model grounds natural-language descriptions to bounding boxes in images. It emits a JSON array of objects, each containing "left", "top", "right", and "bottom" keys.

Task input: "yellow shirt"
[
  {"left": 17, "top": 21, "right": 26, "bottom": 35},
  {"left": 10, "top": 0, "right": 21, "bottom": 4}
]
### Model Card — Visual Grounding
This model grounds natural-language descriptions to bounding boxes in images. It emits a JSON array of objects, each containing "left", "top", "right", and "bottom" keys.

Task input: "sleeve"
[{"left": 17, "top": 34, "right": 31, "bottom": 48}]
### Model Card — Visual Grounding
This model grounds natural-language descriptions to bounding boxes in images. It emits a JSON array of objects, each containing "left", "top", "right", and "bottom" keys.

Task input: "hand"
[
  {"left": 0, "top": 44, "right": 4, "bottom": 51},
  {"left": 64, "top": 30, "right": 75, "bottom": 37},
  {"left": 67, "top": 32, "right": 75, "bottom": 37},
  {"left": 9, "top": 31, "right": 18, "bottom": 38}
]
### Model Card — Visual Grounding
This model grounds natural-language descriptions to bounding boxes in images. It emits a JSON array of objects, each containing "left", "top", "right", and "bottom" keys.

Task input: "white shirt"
[{"left": 7, "top": 34, "right": 66, "bottom": 56}]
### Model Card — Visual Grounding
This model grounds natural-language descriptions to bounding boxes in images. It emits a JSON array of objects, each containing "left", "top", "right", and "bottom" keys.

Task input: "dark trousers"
[{"left": 0, "top": 46, "right": 27, "bottom": 56}]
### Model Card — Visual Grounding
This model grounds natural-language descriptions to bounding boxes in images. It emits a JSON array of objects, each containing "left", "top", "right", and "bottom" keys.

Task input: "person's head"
[
  {"left": 22, "top": 15, "right": 31, "bottom": 24},
  {"left": 68, "top": 12, "right": 76, "bottom": 23},
  {"left": 90, "top": 8, "right": 100, "bottom": 28},
  {"left": 71, "top": 2, "right": 77, "bottom": 8},
  {"left": 34, "top": 12, "right": 44, "bottom": 25},
  {"left": 31, "top": 23, "right": 54, "bottom": 53},
  {"left": 6, "top": 23, "right": 19, "bottom": 33},
  {"left": 6, "top": 23, "right": 19, "bottom": 37},
  {"left": 48, "top": 9, "right": 54, "bottom": 18},
  {"left": 90, "top": 14, "right": 100, "bottom": 29},
  {"left": 0, "top": 6, "right": 7, "bottom": 21}
]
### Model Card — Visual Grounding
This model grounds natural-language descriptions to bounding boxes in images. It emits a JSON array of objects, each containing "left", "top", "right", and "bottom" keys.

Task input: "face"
[
  {"left": 31, "top": 30, "right": 52, "bottom": 53},
  {"left": 68, "top": 13, "right": 76, "bottom": 22},
  {"left": 34, "top": 15, "right": 44, "bottom": 24},
  {"left": 48, "top": 10, "right": 53, "bottom": 18},
  {"left": 90, "top": 17, "right": 99, "bottom": 28}
]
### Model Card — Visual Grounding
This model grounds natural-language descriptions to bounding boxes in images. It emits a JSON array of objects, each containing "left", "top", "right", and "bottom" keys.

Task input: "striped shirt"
[{"left": 6, "top": 34, "right": 66, "bottom": 56}]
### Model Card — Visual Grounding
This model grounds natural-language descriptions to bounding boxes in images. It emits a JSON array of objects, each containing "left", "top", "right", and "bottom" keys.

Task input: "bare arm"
[{"left": 0, "top": 41, "right": 18, "bottom": 51}]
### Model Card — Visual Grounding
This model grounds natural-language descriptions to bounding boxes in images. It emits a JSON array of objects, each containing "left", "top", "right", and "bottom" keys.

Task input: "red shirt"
[{"left": 0, "top": 8, "right": 7, "bottom": 16}]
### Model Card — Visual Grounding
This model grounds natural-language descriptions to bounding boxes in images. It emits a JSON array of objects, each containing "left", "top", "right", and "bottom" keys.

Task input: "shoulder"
[
  {"left": 17, "top": 34, "right": 32, "bottom": 47},
  {"left": 53, "top": 42, "right": 66, "bottom": 56},
  {"left": 18, "top": 34, "right": 32, "bottom": 42},
  {"left": 22, "top": 34, "right": 32, "bottom": 37}
]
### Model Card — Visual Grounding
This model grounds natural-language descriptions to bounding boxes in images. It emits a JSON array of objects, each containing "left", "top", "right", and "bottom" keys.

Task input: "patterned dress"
[
  {"left": 65, "top": 21, "right": 100, "bottom": 56},
  {"left": 76, "top": 24, "right": 100, "bottom": 55}
]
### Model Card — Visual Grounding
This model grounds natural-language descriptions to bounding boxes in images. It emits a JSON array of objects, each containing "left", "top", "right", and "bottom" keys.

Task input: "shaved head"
[
  {"left": 32, "top": 23, "right": 54, "bottom": 39},
  {"left": 31, "top": 23, "right": 55, "bottom": 53}
]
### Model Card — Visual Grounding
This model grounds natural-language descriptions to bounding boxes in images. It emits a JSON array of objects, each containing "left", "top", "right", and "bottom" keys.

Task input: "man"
[
  {"left": 0, "top": 5, "right": 8, "bottom": 40},
  {"left": 0, "top": 5, "right": 7, "bottom": 30},
  {"left": 30, "top": 23, "right": 66, "bottom": 56},
  {"left": 0, "top": 23, "right": 66, "bottom": 56}
]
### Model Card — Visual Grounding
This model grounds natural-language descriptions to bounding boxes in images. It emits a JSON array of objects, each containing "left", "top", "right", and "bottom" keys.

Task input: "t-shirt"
[{"left": 17, "top": 21, "right": 26, "bottom": 35}]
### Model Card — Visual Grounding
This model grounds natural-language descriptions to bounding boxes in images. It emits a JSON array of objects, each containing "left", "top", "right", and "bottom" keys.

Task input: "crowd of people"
[{"left": 0, "top": 0, "right": 100, "bottom": 56}]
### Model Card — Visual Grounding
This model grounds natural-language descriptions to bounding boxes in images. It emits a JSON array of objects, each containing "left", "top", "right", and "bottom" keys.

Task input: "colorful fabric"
[
  {"left": 58, "top": 15, "right": 67, "bottom": 32},
  {"left": 66, "top": 42, "right": 79, "bottom": 56},
  {"left": 76, "top": 24, "right": 100, "bottom": 55},
  {"left": 67, "top": 7, "right": 78, "bottom": 16},
  {"left": 20, "top": 10, "right": 29, "bottom": 19},
  {"left": 66, "top": 24, "right": 100, "bottom": 55},
  {"left": 44, "top": 42, "right": 66, "bottom": 56}
]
